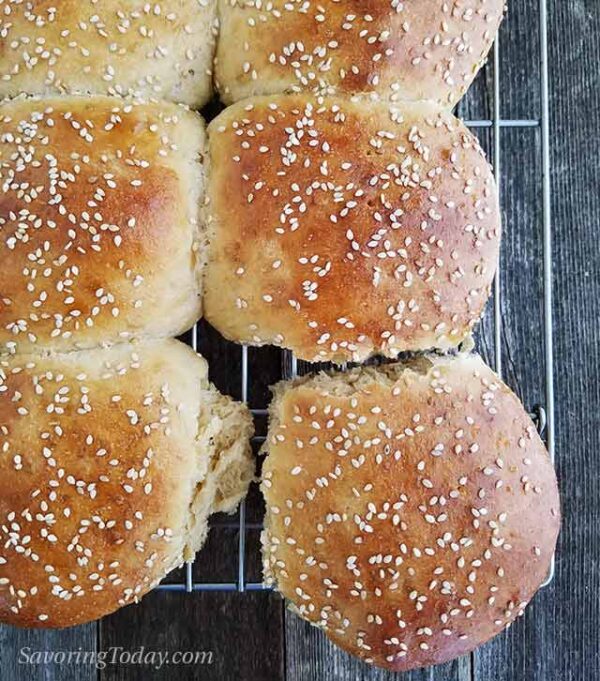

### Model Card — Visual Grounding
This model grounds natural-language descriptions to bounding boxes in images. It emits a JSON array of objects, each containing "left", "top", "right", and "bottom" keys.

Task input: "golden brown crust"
[
  {"left": 204, "top": 95, "right": 500, "bottom": 362},
  {"left": 0, "top": 0, "right": 217, "bottom": 107},
  {"left": 261, "top": 354, "right": 560, "bottom": 671},
  {"left": 216, "top": 0, "right": 505, "bottom": 107},
  {"left": 0, "top": 95, "right": 206, "bottom": 354},
  {"left": 0, "top": 339, "right": 254, "bottom": 628}
]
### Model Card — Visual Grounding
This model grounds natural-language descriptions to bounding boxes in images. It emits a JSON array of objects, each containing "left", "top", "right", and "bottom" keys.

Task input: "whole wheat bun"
[
  {"left": 0, "top": 339, "right": 254, "bottom": 628},
  {"left": 261, "top": 353, "right": 560, "bottom": 671},
  {"left": 0, "top": 95, "right": 205, "bottom": 355},
  {"left": 0, "top": 0, "right": 217, "bottom": 107},
  {"left": 215, "top": 0, "right": 505, "bottom": 108},
  {"left": 205, "top": 95, "right": 500, "bottom": 362}
]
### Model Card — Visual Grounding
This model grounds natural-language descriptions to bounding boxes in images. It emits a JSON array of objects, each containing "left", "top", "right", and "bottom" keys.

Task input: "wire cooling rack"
[{"left": 158, "top": 0, "right": 555, "bottom": 594}]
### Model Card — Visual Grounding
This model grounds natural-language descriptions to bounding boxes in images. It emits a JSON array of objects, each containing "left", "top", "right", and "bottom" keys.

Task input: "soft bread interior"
[
  {"left": 268, "top": 354, "right": 443, "bottom": 405},
  {"left": 184, "top": 381, "right": 255, "bottom": 561}
]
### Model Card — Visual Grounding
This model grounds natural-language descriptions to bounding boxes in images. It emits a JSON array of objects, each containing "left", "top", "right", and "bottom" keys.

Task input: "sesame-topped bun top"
[
  {"left": 0, "top": 0, "right": 217, "bottom": 107},
  {"left": 0, "top": 95, "right": 205, "bottom": 355},
  {"left": 215, "top": 0, "right": 505, "bottom": 107},
  {"left": 261, "top": 353, "right": 560, "bottom": 671},
  {"left": 205, "top": 95, "right": 500, "bottom": 363},
  {"left": 0, "top": 339, "right": 254, "bottom": 628}
]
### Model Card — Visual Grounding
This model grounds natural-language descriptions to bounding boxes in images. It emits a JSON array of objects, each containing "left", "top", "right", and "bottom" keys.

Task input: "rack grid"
[{"left": 157, "top": 0, "right": 556, "bottom": 594}]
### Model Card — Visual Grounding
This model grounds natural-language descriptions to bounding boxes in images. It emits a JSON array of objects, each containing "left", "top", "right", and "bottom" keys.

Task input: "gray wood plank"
[
  {"left": 498, "top": 0, "right": 542, "bottom": 121},
  {"left": 98, "top": 590, "right": 283, "bottom": 681},
  {"left": 0, "top": 623, "right": 97, "bottom": 681},
  {"left": 474, "top": 0, "right": 600, "bottom": 679}
]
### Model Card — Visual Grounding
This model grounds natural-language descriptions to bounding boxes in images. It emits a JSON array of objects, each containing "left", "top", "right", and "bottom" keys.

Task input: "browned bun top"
[
  {"left": 261, "top": 354, "right": 560, "bottom": 671},
  {"left": 0, "top": 95, "right": 205, "bottom": 354},
  {"left": 0, "top": 0, "right": 217, "bottom": 107},
  {"left": 216, "top": 0, "right": 505, "bottom": 107},
  {"left": 205, "top": 95, "right": 500, "bottom": 363},
  {"left": 0, "top": 339, "right": 254, "bottom": 628}
]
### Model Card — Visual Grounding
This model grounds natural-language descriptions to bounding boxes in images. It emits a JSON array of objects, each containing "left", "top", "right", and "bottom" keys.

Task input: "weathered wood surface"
[{"left": 1, "top": 0, "right": 598, "bottom": 678}]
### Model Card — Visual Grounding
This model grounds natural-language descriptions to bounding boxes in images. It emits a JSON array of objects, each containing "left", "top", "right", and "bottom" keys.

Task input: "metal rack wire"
[{"left": 157, "top": 0, "right": 555, "bottom": 594}]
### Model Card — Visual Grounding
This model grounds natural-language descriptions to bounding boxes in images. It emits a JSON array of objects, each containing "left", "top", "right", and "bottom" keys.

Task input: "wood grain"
[
  {"left": 99, "top": 591, "right": 284, "bottom": 681},
  {"left": 0, "top": 623, "right": 97, "bottom": 681}
]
